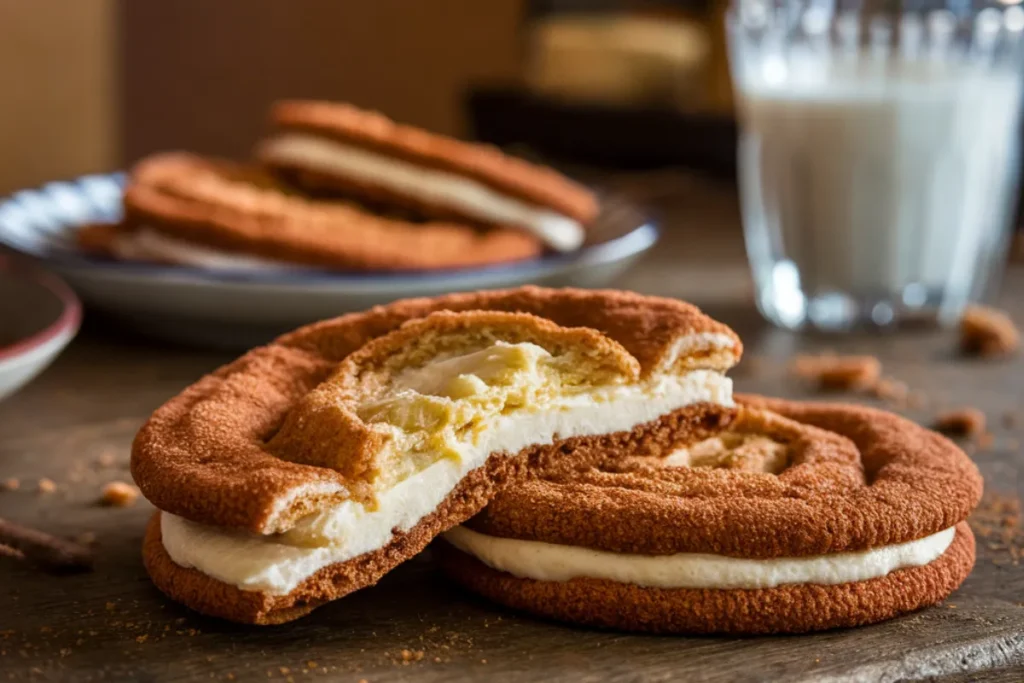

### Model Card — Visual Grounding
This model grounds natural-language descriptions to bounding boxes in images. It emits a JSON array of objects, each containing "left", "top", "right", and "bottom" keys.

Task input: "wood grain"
[{"left": 2, "top": 184, "right": 1023, "bottom": 681}]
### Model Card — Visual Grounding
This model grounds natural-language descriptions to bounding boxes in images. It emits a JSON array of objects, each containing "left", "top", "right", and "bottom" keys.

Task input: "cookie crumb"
[
  {"left": 790, "top": 354, "right": 881, "bottom": 391},
  {"left": 1, "top": 479, "right": 18, "bottom": 492},
  {"left": 960, "top": 305, "right": 1019, "bottom": 357},
  {"left": 75, "top": 532, "right": 97, "bottom": 546},
  {"left": 96, "top": 451, "right": 118, "bottom": 468},
  {"left": 871, "top": 377, "right": 909, "bottom": 404},
  {"left": 934, "top": 407, "right": 987, "bottom": 437},
  {"left": 99, "top": 481, "right": 139, "bottom": 507},
  {"left": 37, "top": 479, "right": 56, "bottom": 494}
]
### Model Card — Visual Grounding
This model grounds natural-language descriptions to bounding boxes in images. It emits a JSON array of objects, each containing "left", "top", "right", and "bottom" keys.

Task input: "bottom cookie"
[{"left": 437, "top": 522, "right": 975, "bottom": 635}]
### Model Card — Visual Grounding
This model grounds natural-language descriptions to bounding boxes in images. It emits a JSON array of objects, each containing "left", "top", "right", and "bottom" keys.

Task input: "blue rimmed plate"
[{"left": 0, "top": 173, "right": 658, "bottom": 347}]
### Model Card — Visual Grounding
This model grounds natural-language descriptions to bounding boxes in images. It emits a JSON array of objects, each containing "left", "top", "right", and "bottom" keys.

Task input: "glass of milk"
[{"left": 729, "top": 0, "right": 1024, "bottom": 331}]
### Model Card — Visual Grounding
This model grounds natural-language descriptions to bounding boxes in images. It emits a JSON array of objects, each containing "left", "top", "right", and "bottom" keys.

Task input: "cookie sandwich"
[
  {"left": 440, "top": 396, "right": 982, "bottom": 634},
  {"left": 132, "top": 287, "right": 741, "bottom": 623},
  {"left": 257, "top": 100, "right": 599, "bottom": 252},
  {"left": 79, "top": 153, "right": 541, "bottom": 271}
]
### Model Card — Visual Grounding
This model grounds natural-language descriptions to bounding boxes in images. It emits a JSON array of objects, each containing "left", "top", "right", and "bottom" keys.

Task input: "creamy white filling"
[
  {"left": 258, "top": 133, "right": 586, "bottom": 252},
  {"left": 444, "top": 525, "right": 957, "bottom": 589},
  {"left": 112, "top": 227, "right": 296, "bottom": 271},
  {"left": 161, "top": 368, "right": 734, "bottom": 595}
]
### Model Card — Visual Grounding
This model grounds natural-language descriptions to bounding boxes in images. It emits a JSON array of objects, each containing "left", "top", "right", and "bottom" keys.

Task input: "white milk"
[{"left": 737, "top": 58, "right": 1022, "bottom": 324}]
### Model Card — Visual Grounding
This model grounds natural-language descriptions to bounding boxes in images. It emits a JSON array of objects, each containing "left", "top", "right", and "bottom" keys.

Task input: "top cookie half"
[
  {"left": 131, "top": 287, "right": 741, "bottom": 537},
  {"left": 256, "top": 101, "right": 599, "bottom": 251}
]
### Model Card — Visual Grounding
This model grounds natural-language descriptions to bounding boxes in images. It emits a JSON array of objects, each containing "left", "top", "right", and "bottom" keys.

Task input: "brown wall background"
[
  {"left": 0, "top": 0, "right": 118, "bottom": 194},
  {"left": 0, "top": 0, "right": 524, "bottom": 192},
  {"left": 121, "top": 0, "right": 526, "bottom": 162}
]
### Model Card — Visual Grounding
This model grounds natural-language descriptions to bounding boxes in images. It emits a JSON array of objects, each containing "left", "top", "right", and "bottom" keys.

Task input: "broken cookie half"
[{"left": 131, "top": 287, "right": 741, "bottom": 623}]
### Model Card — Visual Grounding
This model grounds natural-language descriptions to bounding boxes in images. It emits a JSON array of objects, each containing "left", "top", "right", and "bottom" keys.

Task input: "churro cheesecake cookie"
[
  {"left": 439, "top": 397, "right": 982, "bottom": 634},
  {"left": 257, "top": 100, "right": 598, "bottom": 252},
  {"left": 131, "top": 287, "right": 742, "bottom": 624},
  {"left": 80, "top": 152, "right": 542, "bottom": 271}
]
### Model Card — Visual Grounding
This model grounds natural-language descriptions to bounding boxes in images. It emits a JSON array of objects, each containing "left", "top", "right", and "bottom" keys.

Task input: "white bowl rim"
[{"left": 0, "top": 255, "right": 82, "bottom": 363}]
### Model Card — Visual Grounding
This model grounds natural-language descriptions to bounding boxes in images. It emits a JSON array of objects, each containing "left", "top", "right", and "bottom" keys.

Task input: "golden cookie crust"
[
  {"left": 437, "top": 523, "right": 975, "bottom": 635},
  {"left": 131, "top": 287, "right": 742, "bottom": 536},
  {"left": 143, "top": 402, "right": 733, "bottom": 625},
  {"left": 121, "top": 152, "right": 543, "bottom": 271},
  {"left": 261, "top": 100, "right": 599, "bottom": 226},
  {"left": 467, "top": 398, "right": 982, "bottom": 557}
]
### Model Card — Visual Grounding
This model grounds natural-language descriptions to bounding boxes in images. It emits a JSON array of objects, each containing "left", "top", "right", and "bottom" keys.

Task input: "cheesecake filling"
[
  {"left": 112, "top": 227, "right": 296, "bottom": 271},
  {"left": 160, "top": 338, "right": 736, "bottom": 595},
  {"left": 443, "top": 525, "right": 957, "bottom": 589},
  {"left": 258, "top": 132, "right": 587, "bottom": 252}
]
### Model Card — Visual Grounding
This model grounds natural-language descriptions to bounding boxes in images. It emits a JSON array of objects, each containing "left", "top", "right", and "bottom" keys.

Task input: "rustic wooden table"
[{"left": 2, "top": 178, "right": 1024, "bottom": 682}]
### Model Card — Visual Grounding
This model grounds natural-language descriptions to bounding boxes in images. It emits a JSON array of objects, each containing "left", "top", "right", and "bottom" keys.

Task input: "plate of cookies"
[{"left": 0, "top": 101, "right": 657, "bottom": 347}]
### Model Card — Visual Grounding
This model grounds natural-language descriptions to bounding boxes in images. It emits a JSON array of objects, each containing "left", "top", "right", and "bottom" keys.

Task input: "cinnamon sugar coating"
[
  {"left": 437, "top": 523, "right": 975, "bottom": 635},
  {"left": 263, "top": 100, "right": 599, "bottom": 225},
  {"left": 131, "top": 287, "right": 741, "bottom": 536},
  {"left": 120, "top": 152, "right": 542, "bottom": 271},
  {"left": 467, "top": 397, "right": 982, "bottom": 557}
]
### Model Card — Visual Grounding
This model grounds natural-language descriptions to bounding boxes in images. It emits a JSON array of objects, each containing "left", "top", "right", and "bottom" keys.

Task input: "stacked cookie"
[
  {"left": 131, "top": 287, "right": 982, "bottom": 633},
  {"left": 79, "top": 102, "right": 598, "bottom": 272}
]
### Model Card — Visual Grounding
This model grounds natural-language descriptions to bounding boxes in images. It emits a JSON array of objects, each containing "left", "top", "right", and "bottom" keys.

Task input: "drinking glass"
[{"left": 729, "top": 0, "right": 1024, "bottom": 330}]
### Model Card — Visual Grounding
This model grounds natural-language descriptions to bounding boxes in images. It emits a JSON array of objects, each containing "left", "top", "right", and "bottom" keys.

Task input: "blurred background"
[{"left": 0, "top": 0, "right": 737, "bottom": 193}]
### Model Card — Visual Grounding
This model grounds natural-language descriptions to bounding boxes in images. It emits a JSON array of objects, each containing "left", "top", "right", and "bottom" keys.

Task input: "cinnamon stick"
[{"left": 0, "top": 518, "right": 93, "bottom": 573}]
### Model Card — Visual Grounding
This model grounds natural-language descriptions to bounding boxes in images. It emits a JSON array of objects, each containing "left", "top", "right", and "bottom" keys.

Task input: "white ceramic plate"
[
  {"left": 0, "top": 174, "right": 658, "bottom": 347},
  {"left": 0, "top": 255, "right": 81, "bottom": 400}
]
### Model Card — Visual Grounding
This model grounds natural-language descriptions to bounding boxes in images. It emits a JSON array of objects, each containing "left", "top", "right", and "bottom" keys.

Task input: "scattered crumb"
[
  {"left": 1, "top": 479, "right": 18, "bottom": 492},
  {"left": 306, "top": 661, "right": 317, "bottom": 669},
  {"left": 278, "top": 667, "right": 290, "bottom": 675},
  {"left": 99, "top": 481, "right": 140, "bottom": 507},
  {"left": 870, "top": 377, "right": 909, "bottom": 404},
  {"left": 135, "top": 635, "right": 147, "bottom": 644},
  {"left": 970, "top": 491, "right": 1023, "bottom": 565},
  {"left": 96, "top": 451, "right": 118, "bottom": 468},
  {"left": 978, "top": 432, "right": 996, "bottom": 450},
  {"left": 906, "top": 391, "right": 928, "bottom": 410},
  {"left": 400, "top": 650, "right": 424, "bottom": 663},
  {"left": 960, "top": 305, "right": 1020, "bottom": 357},
  {"left": 934, "top": 407, "right": 987, "bottom": 437},
  {"left": 36, "top": 478, "right": 56, "bottom": 494},
  {"left": 75, "top": 531, "right": 97, "bottom": 546},
  {"left": 790, "top": 354, "right": 881, "bottom": 391}
]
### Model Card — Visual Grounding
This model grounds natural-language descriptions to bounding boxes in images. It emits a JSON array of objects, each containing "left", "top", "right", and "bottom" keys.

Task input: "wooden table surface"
[{"left": 3, "top": 177, "right": 1024, "bottom": 682}]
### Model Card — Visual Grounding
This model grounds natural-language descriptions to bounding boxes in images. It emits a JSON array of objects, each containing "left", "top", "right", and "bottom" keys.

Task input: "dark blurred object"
[
  {"left": 466, "top": 0, "right": 737, "bottom": 174},
  {"left": 522, "top": 0, "right": 732, "bottom": 112},
  {"left": 468, "top": 86, "right": 736, "bottom": 175}
]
